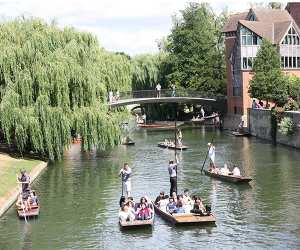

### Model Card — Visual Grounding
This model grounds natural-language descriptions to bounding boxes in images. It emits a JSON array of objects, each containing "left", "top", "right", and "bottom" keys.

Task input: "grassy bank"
[{"left": 0, "top": 154, "right": 43, "bottom": 199}]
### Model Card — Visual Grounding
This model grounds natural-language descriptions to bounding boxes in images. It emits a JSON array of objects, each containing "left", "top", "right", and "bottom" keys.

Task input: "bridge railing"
[{"left": 118, "top": 89, "right": 212, "bottom": 100}]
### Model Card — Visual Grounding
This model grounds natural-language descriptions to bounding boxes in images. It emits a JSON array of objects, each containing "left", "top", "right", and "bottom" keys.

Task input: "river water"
[{"left": 1, "top": 127, "right": 300, "bottom": 249}]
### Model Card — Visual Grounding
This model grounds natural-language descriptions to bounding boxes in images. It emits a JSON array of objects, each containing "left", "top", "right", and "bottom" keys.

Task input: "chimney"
[{"left": 286, "top": 2, "right": 300, "bottom": 28}]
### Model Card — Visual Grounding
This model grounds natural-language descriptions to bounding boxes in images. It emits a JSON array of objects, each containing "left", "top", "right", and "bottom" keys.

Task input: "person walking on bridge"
[
  {"left": 156, "top": 83, "right": 161, "bottom": 98},
  {"left": 168, "top": 160, "right": 177, "bottom": 196},
  {"left": 119, "top": 163, "right": 132, "bottom": 198},
  {"left": 171, "top": 83, "right": 176, "bottom": 97}
]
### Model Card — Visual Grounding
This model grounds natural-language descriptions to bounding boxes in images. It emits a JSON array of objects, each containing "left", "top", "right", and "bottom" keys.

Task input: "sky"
[{"left": 0, "top": 0, "right": 290, "bottom": 55}]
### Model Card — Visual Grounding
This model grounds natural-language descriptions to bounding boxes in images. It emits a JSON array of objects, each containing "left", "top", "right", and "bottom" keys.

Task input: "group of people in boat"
[
  {"left": 161, "top": 129, "right": 183, "bottom": 147},
  {"left": 135, "top": 113, "right": 146, "bottom": 124},
  {"left": 16, "top": 170, "right": 39, "bottom": 211},
  {"left": 154, "top": 189, "right": 211, "bottom": 216},
  {"left": 119, "top": 196, "right": 153, "bottom": 222},
  {"left": 207, "top": 142, "right": 241, "bottom": 176}
]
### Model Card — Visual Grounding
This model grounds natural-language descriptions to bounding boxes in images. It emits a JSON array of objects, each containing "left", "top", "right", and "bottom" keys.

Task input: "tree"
[
  {"left": 0, "top": 18, "right": 132, "bottom": 160},
  {"left": 249, "top": 39, "right": 288, "bottom": 106},
  {"left": 165, "top": 3, "right": 226, "bottom": 96}
]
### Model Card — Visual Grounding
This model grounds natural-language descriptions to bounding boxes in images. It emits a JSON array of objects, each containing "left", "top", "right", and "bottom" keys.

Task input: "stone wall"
[
  {"left": 248, "top": 108, "right": 300, "bottom": 148},
  {"left": 224, "top": 113, "right": 242, "bottom": 130},
  {"left": 248, "top": 109, "right": 272, "bottom": 140}
]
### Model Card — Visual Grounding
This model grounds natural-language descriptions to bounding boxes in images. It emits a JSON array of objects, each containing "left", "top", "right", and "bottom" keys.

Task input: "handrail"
[{"left": 108, "top": 89, "right": 221, "bottom": 102}]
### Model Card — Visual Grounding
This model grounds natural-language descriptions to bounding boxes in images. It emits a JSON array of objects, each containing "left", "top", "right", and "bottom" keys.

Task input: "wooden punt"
[
  {"left": 157, "top": 142, "right": 188, "bottom": 150},
  {"left": 154, "top": 204, "right": 216, "bottom": 225},
  {"left": 203, "top": 169, "right": 252, "bottom": 183},
  {"left": 119, "top": 203, "right": 154, "bottom": 228},
  {"left": 191, "top": 114, "right": 219, "bottom": 123},
  {"left": 232, "top": 131, "right": 251, "bottom": 137},
  {"left": 122, "top": 141, "right": 135, "bottom": 145},
  {"left": 16, "top": 205, "right": 40, "bottom": 219}
]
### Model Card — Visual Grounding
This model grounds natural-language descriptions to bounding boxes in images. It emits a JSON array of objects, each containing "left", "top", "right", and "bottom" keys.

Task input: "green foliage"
[
  {"left": 287, "top": 76, "right": 300, "bottom": 105},
  {"left": 0, "top": 18, "right": 131, "bottom": 160},
  {"left": 165, "top": 2, "right": 226, "bottom": 96},
  {"left": 249, "top": 39, "right": 288, "bottom": 106},
  {"left": 131, "top": 54, "right": 161, "bottom": 90},
  {"left": 278, "top": 117, "right": 295, "bottom": 136}
]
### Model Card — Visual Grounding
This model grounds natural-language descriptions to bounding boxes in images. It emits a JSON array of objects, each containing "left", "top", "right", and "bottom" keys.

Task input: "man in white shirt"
[
  {"left": 119, "top": 163, "right": 132, "bottom": 198},
  {"left": 208, "top": 143, "right": 215, "bottom": 170},
  {"left": 168, "top": 160, "right": 177, "bottom": 196},
  {"left": 156, "top": 83, "right": 161, "bottom": 98}
]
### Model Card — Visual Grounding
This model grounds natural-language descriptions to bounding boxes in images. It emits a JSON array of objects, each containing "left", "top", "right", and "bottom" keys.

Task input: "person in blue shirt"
[
  {"left": 175, "top": 201, "right": 185, "bottom": 214},
  {"left": 166, "top": 197, "right": 177, "bottom": 214}
]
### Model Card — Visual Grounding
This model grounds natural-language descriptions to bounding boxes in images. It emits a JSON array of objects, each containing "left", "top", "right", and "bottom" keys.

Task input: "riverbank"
[{"left": 0, "top": 153, "right": 47, "bottom": 217}]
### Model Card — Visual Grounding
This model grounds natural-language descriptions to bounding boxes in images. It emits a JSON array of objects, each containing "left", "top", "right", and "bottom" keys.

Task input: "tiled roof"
[
  {"left": 239, "top": 20, "right": 273, "bottom": 41},
  {"left": 252, "top": 8, "right": 292, "bottom": 23},
  {"left": 223, "top": 6, "right": 300, "bottom": 45},
  {"left": 221, "top": 12, "right": 248, "bottom": 32}
]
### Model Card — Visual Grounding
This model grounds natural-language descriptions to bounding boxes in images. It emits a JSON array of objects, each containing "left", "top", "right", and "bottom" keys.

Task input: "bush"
[{"left": 278, "top": 117, "right": 295, "bottom": 136}]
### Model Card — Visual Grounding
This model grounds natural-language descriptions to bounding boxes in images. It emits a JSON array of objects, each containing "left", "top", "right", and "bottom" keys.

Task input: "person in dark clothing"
[
  {"left": 168, "top": 160, "right": 177, "bottom": 196},
  {"left": 154, "top": 191, "right": 165, "bottom": 205},
  {"left": 18, "top": 170, "right": 30, "bottom": 194}
]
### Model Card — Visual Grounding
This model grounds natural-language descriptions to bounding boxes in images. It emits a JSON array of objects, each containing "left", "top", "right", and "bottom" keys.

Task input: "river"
[{"left": 0, "top": 127, "right": 300, "bottom": 249}]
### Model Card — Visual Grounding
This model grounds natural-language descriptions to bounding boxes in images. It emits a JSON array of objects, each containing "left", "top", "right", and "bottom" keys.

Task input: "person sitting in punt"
[
  {"left": 119, "top": 196, "right": 126, "bottom": 207},
  {"left": 126, "top": 201, "right": 136, "bottom": 218},
  {"left": 157, "top": 195, "right": 169, "bottom": 210},
  {"left": 30, "top": 191, "right": 38, "bottom": 206},
  {"left": 137, "top": 203, "right": 152, "bottom": 220},
  {"left": 232, "top": 166, "right": 241, "bottom": 176},
  {"left": 166, "top": 197, "right": 177, "bottom": 214},
  {"left": 190, "top": 197, "right": 206, "bottom": 215},
  {"left": 220, "top": 163, "right": 230, "bottom": 175},
  {"left": 182, "top": 189, "right": 193, "bottom": 212},
  {"left": 155, "top": 191, "right": 165, "bottom": 205},
  {"left": 172, "top": 192, "right": 178, "bottom": 203},
  {"left": 119, "top": 204, "right": 135, "bottom": 222},
  {"left": 174, "top": 201, "right": 185, "bottom": 214}
]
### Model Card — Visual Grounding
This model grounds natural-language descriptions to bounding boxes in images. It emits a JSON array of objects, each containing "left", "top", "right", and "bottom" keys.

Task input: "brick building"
[{"left": 222, "top": 2, "right": 300, "bottom": 118}]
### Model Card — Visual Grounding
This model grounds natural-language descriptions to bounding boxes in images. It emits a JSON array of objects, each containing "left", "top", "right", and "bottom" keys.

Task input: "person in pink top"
[{"left": 137, "top": 203, "right": 152, "bottom": 220}]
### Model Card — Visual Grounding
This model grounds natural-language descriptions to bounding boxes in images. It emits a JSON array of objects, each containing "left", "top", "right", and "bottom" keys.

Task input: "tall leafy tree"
[
  {"left": 249, "top": 39, "right": 288, "bottom": 106},
  {"left": 166, "top": 2, "right": 226, "bottom": 96},
  {"left": 0, "top": 18, "right": 132, "bottom": 160}
]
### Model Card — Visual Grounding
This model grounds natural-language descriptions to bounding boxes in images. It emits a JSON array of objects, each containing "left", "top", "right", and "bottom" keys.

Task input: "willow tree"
[
  {"left": 131, "top": 54, "right": 161, "bottom": 90},
  {"left": 0, "top": 18, "right": 131, "bottom": 160}
]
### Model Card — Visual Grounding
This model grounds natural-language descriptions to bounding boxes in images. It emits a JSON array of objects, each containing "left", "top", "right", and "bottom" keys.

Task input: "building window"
[
  {"left": 281, "top": 56, "right": 300, "bottom": 68},
  {"left": 240, "top": 26, "right": 262, "bottom": 45},
  {"left": 281, "top": 27, "right": 300, "bottom": 45},
  {"left": 242, "top": 57, "right": 254, "bottom": 69},
  {"left": 225, "top": 32, "right": 236, "bottom": 37}
]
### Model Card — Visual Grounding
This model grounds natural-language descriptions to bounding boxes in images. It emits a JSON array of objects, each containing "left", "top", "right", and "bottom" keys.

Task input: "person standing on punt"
[
  {"left": 18, "top": 170, "right": 31, "bottom": 195},
  {"left": 168, "top": 160, "right": 177, "bottom": 196},
  {"left": 119, "top": 163, "right": 132, "bottom": 198},
  {"left": 208, "top": 142, "right": 216, "bottom": 170}
]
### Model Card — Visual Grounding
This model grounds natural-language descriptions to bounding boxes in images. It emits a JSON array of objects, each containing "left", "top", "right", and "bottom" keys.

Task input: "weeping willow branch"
[{"left": 0, "top": 18, "right": 131, "bottom": 160}]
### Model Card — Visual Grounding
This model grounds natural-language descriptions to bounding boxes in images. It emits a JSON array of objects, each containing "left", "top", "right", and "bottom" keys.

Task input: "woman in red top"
[{"left": 137, "top": 203, "right": 152, "bottom": 220}]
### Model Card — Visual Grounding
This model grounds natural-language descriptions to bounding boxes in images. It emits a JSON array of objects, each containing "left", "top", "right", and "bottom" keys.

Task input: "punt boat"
[
  {"left": 153, "top": 204, "right": 216, "bottom": 225},
  {"left": 158, "top": 142, "right": 188, "bottom": 150},
  {"left": 119, "top": 202, "right": 154, "bottom": 228},
  {"left": 203, "top": 169, "right": 252, "bottom": 183}
]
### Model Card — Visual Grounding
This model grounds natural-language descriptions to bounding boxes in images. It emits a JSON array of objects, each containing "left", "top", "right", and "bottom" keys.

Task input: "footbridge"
[{"left": 109, "top": 89, "right": 219, "bottom": 108}]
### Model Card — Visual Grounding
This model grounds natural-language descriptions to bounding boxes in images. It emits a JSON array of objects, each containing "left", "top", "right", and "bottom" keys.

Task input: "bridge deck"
[{"left": 109, "top": 97, "right": 216, "bottom": 107}]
